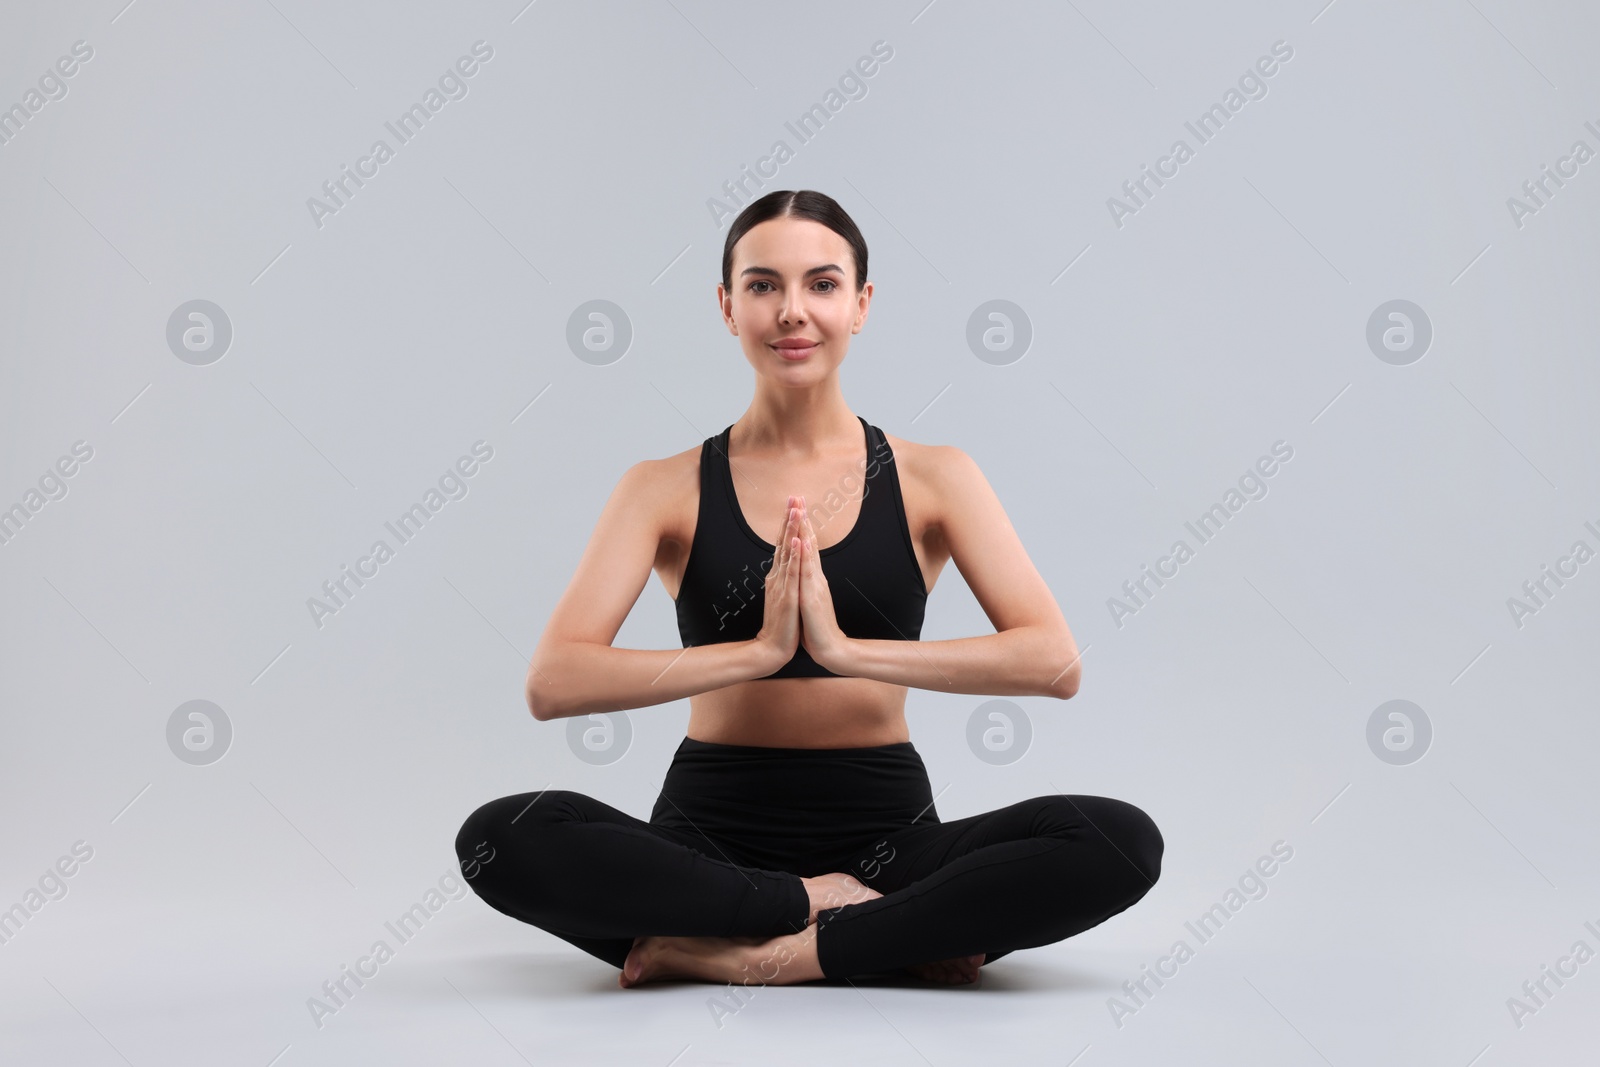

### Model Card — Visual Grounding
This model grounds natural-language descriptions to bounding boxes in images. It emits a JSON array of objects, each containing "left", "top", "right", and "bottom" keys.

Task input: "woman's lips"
[{"left": 773, "top": 342, "right": 818, "bottom": 360}]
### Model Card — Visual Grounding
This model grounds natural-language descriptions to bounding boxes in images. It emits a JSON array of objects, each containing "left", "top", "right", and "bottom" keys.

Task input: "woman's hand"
[
  {"left": 751, "top": 496, "right": 804, "bottom": 675},
  {"left": 795, "top": 496, "right": 853, "bottom": 674}
]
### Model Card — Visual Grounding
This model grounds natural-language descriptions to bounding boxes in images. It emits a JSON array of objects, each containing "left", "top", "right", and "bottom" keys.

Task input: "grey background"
[{"left": 2, "top": 0, "right": 1596, "bottom": 1064}]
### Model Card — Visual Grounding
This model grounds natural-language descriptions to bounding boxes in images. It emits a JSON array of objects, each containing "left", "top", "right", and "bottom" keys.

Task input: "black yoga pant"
[{"left": 454, "top": 736, "right": 1162, "bottom": 979}]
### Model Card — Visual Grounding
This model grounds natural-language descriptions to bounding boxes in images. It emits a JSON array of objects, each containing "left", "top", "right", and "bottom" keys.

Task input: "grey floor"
[{"left": 3, "top": 743, "right": 1594, "bottom": 1065}]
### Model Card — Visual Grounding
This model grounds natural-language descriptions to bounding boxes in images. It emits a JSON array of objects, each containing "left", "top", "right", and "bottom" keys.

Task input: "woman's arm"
[
  {"left": 829, "top": 445, "right": 1081, "bottom": 699},
  {"left": 834, "top": 629, "right": 1080, "bottom": 699},
  {"left": 524, "top": 460, "right": 784, "bottom": 720},
  {"left": 530, "top": 639, "right": 778, "bottom": 720}
]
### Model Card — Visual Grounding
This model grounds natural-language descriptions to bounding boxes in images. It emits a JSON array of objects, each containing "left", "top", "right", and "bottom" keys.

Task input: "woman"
[{"left": 455, "top": 189, "right": 1162, "bottom": 989}]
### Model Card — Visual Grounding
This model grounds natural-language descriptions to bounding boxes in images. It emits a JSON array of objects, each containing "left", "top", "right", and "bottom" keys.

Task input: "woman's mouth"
[{"left": 772, "top": 341, "right": 818, "bottom": 360}]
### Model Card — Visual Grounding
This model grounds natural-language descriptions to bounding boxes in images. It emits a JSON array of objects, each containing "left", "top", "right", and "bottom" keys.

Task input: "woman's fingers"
[
  {"left": 776, "top": 501, "right": 803, "bottom": 608},
  {"left": 790, "top": 497, "right": 808, "bottom": 580},
  {"left": 778, "top": 496, "right": 792, "bottom": 567},
  {"left": 789, "top": 534, "right": 803, "bottom": 602},
  {"left": 794, "top": 497, "right": 829, "bottom": 605},
  {"left": 782, "top": 503, "right": 800, "bottom": 596},
  {"left": 774, "top": 496, "right": 795, "bottom": 586}
]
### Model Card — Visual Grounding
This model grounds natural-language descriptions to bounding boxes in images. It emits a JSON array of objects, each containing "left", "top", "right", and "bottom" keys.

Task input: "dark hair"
[{"left": 720, "top": 190, "right": 869, "bottom": 293}]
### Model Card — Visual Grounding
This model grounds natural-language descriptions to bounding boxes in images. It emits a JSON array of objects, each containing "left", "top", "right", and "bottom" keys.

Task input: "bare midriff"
[{"left": 685, "top": 677, "right": 912, "bottom": 749}]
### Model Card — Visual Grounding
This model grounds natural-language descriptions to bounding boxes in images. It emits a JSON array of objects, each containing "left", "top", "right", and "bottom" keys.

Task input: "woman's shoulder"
[
  {"left": 879, "top": 426, "right": 969, "bottom": 490},
  {"left": 624, "top": 437, "right": 703, "bottom": 497},
  {"left": 613, "top": 437, "right": 707, "bottom": 548}
]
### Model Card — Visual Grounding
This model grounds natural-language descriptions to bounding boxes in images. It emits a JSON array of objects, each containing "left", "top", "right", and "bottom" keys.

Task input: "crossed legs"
[{"left": 455, "top": 788, "right": 1162, "bottom": 985}]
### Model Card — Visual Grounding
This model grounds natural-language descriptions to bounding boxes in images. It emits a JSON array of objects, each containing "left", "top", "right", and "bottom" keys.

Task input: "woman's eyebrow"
[{"left": 739, "top": 264, "right": 845, "bottom": 280}]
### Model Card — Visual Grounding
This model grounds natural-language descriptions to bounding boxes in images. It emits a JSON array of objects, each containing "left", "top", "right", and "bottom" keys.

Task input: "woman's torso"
[{"left": 652, "top": 418, "right": 950, "bottom": 749}]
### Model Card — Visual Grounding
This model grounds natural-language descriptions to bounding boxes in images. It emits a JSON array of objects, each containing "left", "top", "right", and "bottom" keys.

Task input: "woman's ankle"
[{"left": 737, "top": 928, "right": 825, "bottom": 986}]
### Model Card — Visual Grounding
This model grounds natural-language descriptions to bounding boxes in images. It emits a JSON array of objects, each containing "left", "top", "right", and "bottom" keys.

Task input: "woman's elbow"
[
  {"left": 526, "top": 684, "right": 553, "bottom": 721},
  {"left": 525, "top": 650, "right": 564, "bottom": 720},
  {"left": 527, "top": 690, "right": 553, "bottom": 721},
  {"left": 1047, "top": 643, "right": 1082, "bottom": 699}
]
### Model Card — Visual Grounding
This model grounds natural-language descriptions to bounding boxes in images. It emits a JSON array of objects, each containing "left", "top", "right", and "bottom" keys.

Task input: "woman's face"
[{"left": 719, "top": 217, "right": 872, "bottom": 381}]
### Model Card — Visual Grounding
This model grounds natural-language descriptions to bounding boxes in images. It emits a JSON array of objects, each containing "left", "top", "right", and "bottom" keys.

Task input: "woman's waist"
[{"left": 653, "top": 735, "right": 937, "bottom": 825}]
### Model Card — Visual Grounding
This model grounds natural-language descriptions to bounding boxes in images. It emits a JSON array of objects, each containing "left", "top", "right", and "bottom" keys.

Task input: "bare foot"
[
  {"left": 802, "top": 872, "right": 882, "bottom": 924},
  {"left": 619, "top": 934, "right": 768, "bottom": 988},
  {"left": 903, "top": 952, "right": 985, "bottom": 985},
  {"left": 620, "top": 929, "right": 827, "bottom": 988}
]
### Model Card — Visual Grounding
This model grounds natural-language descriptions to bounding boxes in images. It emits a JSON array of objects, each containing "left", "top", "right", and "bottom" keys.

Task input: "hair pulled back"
[{"left": 720, "top": 190, "right": 869, "bottom": 293}]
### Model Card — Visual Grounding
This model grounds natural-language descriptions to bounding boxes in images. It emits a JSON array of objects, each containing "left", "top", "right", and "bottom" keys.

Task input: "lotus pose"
[{"left": 456, "top": 189, "right": 1162, "bottom": 988}]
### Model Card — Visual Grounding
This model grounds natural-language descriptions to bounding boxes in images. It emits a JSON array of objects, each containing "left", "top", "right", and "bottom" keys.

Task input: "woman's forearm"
[
  {"left": 526, "top": 638, "right": 777, "bottom": 720},
  {"left": 834, "top": 625, "right": 1081, "bottom": 699}
]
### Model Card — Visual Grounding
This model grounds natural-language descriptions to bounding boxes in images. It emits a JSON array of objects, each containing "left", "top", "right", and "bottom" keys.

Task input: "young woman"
[{"left": 456, "top": 189, "right": 1162, "bottom": 989}]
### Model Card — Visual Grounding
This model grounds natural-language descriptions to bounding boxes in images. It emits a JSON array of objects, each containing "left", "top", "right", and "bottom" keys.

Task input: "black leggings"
[{"left": 454, "top": 736, "right": 1163, "bottom": 979}]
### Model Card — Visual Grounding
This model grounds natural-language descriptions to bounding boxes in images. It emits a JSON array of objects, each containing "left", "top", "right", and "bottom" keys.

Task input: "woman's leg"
[
  {"left": 454, "top": 789, "right": 812, "bottom": 970},
  {"left": 810, "top": 794, "right": 1163, "bottom": 979}
]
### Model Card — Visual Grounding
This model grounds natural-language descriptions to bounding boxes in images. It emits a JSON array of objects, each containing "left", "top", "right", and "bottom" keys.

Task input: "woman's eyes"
[{"left": 749, "top": 279, "right": 837, "bottom": 293}]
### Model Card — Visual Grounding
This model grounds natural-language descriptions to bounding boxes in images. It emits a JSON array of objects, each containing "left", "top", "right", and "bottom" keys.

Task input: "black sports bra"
[{"left": 673, "top": 416, "right": 928, "bottom": 678}]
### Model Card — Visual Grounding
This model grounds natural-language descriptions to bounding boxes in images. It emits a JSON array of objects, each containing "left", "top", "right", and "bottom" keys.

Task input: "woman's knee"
[
  {"left": 454, "top": 789, "right": 579, "bottom": 884},
  {"left": 1104, "top": 798, "right": 1163, "bottom": 892},
  {"left": 1051, "top": 794, "right": 1164, "bottom": 889}
]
